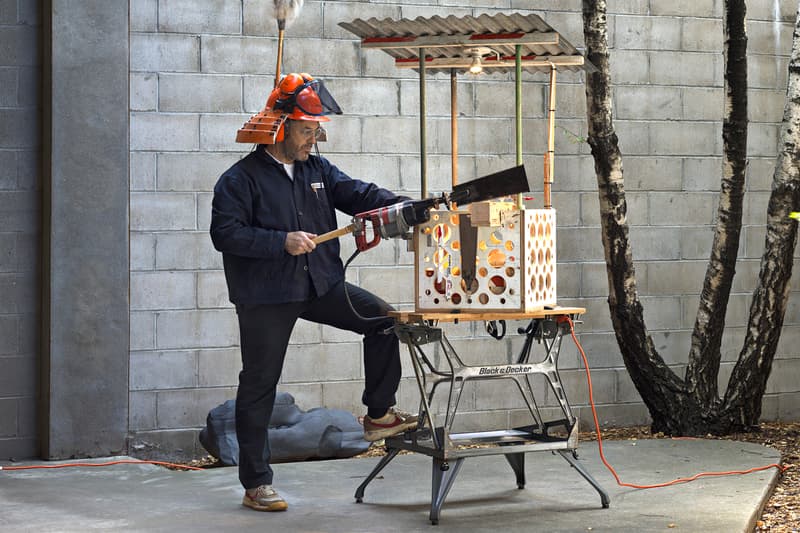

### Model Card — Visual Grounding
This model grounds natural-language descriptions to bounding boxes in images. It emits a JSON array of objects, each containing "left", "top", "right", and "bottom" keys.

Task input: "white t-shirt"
[{"left": 264, "top": 147, "right": 295, "bottom": 179}]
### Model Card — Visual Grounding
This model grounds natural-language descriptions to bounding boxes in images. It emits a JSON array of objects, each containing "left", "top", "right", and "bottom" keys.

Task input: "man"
[{"left": 210, "top": 73, "right": 418, "bottom": 512}]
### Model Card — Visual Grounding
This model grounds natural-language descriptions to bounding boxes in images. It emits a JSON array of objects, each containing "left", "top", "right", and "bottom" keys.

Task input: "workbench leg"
[
  {"left": 429, "top": 458, "right": 465, "bottom": 525},
  {"left": 355, "top": 448, "right": 401, "bottom": 503},
  {"left": 504, "top": 452, "right": 526, "bottom": 489},
  {"left": 557, "top": 450, "right": 610, "bottom": 508}
]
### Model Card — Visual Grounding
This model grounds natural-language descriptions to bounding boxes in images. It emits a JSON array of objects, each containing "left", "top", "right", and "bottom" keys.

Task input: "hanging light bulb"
[
  {"left": 469, "top": 52, "right": 483, "bottom": 74},
  {"left": 465, "top": 47, "right": 492, "bottom": 75}
]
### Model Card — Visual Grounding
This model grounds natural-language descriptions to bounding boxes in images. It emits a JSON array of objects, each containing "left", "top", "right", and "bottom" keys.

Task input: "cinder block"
[
  {"left": 747, "top": 122, "right": 780, "bottom": 157},
  {"left": 130, "top": 192, "right": 196, "bottom": 231},
  {"left": 0, "top": 109, "right": 37, "bottom": 149},
  {"left": 131, "top": 233, "right": 156, "bottom": 270},
  {"left": 0, "top": 315, "right": 17, "bottom": 355},
  {"left": 0, "top": 25, "right": 38, "bottom": 66},
  {"left": 556, "top": 226, "right": 605, "bottom": 262},
  {"left": 398, "top": 80, "right": 475, "bottom": 118},
  {"left": 130, "top": 113, "right": 199, "bottom": 151},
  {"left": 159, "top": 73, "right": 242, "bottom": 113},
  {"left": 472, "top": 380, "right": 531, "bottom": 411},
  {"left": 682, "top": 87, "right": 723, "bottom": 121},
  {"left": 399, "top": 4, "right": 473, "bottom": 20},
  {"left": 358, "top": 266, "right": 414, "bottom": 305},
  {"left": 130, "top": 33, "right": 200, "bottom": 73},
  {"left": 277, "top": 383, "right": 324, "bottom": 411},
  {"left": 649, "top": 51, "right": 721, "bottom": 87},
  {"left": 200, "top": 36, "right": 274, "bottom": 75},
  {"left": 131, "top": 72, "right": 157, "bottom": 112},
  {"left": 613, "top": 120, "right": 650, "bottom": 155},
  {"left": 318, "top": 116, "right": 362, "bottom": 153},
  {"left": 155, "top": 308, "right": 239, "bottom": 349},
  {"left": 742, "top": 191, "right": 771, "bottom": 225},
  {"left": 198, "top": 347, "right": 240, "bottom": 387},
  {"left": 130, "top": 391, "right": 157, "bottom": 431},
  {"left": 200, "top": 113, "right": 255, "bottom": 152},
  {"left": 130, "top": 350, "right": 198, "bottom": 390},
  {"left": 332, "top": 154, "right": 401, "bottom": 191},
  {"left": 130, "top": 311, "right": 156, "bottom": 351},
  {"left": 157, "top": 152, "right": 236, "bottom": 191},
  {"left": 630, "top": 226, "right": 681, "bottom": 260},
  {"left": 748, "top": 1, "right": 796, "bottom": 22},
  {"left": 615, "top": 86, "right": 681, "bottom": 120},
  {"left": 580, "top": 402, "right": 652, "bottom": 429},
  {"left": 243, "top": 0, "right": 323, "bottom": 38},
  {"left": 326, "top": 77, "right": 399, "bottom": 116},
  {"left": 650, "top": 0, "right": 719, "bottom": 17},
  {"left": 242, "top": 75, "right": 272, "bottom": 113},
  {"left": 155, "top": 232, "right": 222, "bottom": 270},
  {"left": 130, "top": 271, "right": 196, "bottom": 310},
  {"left": 560, "top": 368, "right": 615, "bottom": 405},
  {"left": 0, "top": 68, "right": 17, "bottom": 106},
  {"left": 131, "top": 151, "right": 156, "bottom": 191},
  {"left": 649, "top": 121, "right": 720, "bottom": 156},
  {"left": 681, "top": 18, "right": 723, "bottom": 51},
  {"left": 158, "top": 0, "right": 241, "bottom": 34},
  {"left": 731, "top": 259, "right": 761, "bottom": 292},
  {"left": 324, "top": 2, "right": 400, "bottom": 40},
  {"left": 0, "top": 151, "right": 16, "bottom": 189},
  {"left": 197, "top": 271, "right": 232, "bottom": 309},
  {"left": 130, "top": 0, "right": 157, "bottom": 32},
  {"left": 196, "top": 192, "right": 213, "bottom": 233},
  {"left": 749, "top": 89, "right": 785, "bottom": 124},
  {"left": 648, "top": 192, "right": 717, "bottom": 225},
  {"left": 16, "top": 66, "right": 38, "bottom": 107},
  {"left": 542, "top": 11, "right": 585, "bottom": 48},
  {"left": 683, "top": 157, "right": 722, "bottom": 191},
  {"left": 678, "top": 226, "right": 714, "bottom": 260},
  {"left": 609, "top": 50, "right": 649, "bottom": 85},
  {"left": 574, "top": 332, "right": 623, "bottom": 369},
  {"left": 156, "top": 388, "right": 233, "bottom": 428},
  {"left": 281, "top": 342, "right": 362, "bottom": 383},
  {"left": 613, "top": 15, "right": 681, "bottom": 50},
  {"left": 766, "top": 358, "right": 800, "bottom": 394},
  {"left": 0, "top": 356, "right": 35, "bottom": 397},
  {"left": 748, "top": 20, "right": 794, "bottom": 57},
  {"left": 362, "top": 116, "right": 424, "bottom": 154},
  {"left": 0, "top": 399, "right": 18, "bottom": 436},
  {"left": 320, "top": 380, "right": 363, "bottom": 412},
  {"left": 640, "top": 296, "right": 682, "bottom": 330},
  {"left": 552, "top": 83, "right": 586, "bottom": 120},
  {"left": 451, "top": 410, "right": 511, "bottom": 433},
  {"left": 0, "top": 233, "right": 14, "bottom": 272},
  {"left": 622, "top": 156, "right": 682, "bottom": 191},
  {"left": 1, "top": 192, "right": 36, "bottom": 241},
  {"left": 646, "top": 260, "right": 706, "bottom": 295},
  {"left": 749, "top": 54, "right": 789, "bottom": 90},
  {"left": 288, "top": 319, "right": 322, "bottom": 345},
  {"left": 320, "top": 324, "right": 360, "bottom": 344},
  {"left": 282, "top": 38, "right": 359, "bottom": 78},
  {"left": 452, "top": 117, "right": 514, "bottom": 155}
]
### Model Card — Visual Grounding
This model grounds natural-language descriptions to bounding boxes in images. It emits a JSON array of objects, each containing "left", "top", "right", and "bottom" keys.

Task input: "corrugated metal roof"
[{"left": 339, "top": 13, "right": 593, "bottom": 75}]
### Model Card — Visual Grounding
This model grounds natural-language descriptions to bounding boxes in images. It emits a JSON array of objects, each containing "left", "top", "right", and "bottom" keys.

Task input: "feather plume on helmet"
[{"left": 273, "top": 0, "right": 304, "bottom": 30}]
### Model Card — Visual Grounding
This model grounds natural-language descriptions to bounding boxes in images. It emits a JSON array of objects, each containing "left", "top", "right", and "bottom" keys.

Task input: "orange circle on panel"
[{"left": 488, "top": 249, "right": 506, "bottom": 268}]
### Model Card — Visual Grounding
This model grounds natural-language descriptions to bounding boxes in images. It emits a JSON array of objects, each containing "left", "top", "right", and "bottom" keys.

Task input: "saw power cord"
[
  {"left": 0, "top": 459, "right": 203, "bottom": 471},
  {"left": 561, "top": 316, "right": 790, "bottom": 489}
]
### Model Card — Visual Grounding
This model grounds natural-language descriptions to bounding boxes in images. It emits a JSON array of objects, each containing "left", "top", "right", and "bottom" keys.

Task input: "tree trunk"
[
  {"left": 722, "top": 5, "right": 800, "bottom": 428},
  {"left": 685, "top": 0, "right": 748, "bottom": 408},
  {"left": 582, "top": 0, "right": 694, "bottom": 433}
]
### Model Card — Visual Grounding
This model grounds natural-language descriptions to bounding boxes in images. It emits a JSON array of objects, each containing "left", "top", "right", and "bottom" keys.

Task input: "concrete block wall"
[
  {"left": 129, "top": 0, "right": 800, "bottom": 458},
  {"left": 0, "top": 1, "right": 40, "bottom": 460}
]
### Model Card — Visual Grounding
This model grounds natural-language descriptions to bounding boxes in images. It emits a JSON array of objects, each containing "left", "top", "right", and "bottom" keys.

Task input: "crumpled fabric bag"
[{"left": 198, "top": 392, "right": 370, "bottom": 465}]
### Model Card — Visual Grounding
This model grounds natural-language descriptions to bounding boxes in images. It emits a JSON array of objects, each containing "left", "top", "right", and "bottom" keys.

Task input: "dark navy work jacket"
[{"left": 210, "top": 147, "right": 403, "bottom": 304}]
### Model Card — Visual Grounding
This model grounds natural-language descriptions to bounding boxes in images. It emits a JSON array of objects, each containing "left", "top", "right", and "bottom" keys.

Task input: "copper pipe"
[{"left": 274, "top": 28, "right": 285, "bottom": 87}]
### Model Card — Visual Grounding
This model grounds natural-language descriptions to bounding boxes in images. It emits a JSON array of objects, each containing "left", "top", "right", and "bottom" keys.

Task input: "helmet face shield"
[{"left": 275, "top": 80, "right": 342, "bottom": 118}]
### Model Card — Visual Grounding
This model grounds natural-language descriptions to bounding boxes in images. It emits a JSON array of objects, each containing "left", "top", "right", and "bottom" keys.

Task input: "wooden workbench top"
[{"left": 388, "top": 306, "right": 586, "bottom": 324}]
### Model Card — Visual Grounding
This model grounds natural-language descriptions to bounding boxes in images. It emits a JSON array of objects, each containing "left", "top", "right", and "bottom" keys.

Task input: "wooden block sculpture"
[{"left": 415, "top": 204, "right": 556, "bottom": 312}]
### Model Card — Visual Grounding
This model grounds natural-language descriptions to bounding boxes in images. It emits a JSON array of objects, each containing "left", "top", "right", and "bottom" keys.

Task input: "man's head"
[
  {"left": 235, "top": 73, "right": 341, "bottom": 147},
  {"left": 273, "top": 119, "right": 323, "bottom": 162}
]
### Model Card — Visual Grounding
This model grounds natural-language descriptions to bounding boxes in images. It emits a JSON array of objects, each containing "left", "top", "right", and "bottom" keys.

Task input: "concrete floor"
[{"left": 0, "top": 438, "right": 781, "bottom": 532}]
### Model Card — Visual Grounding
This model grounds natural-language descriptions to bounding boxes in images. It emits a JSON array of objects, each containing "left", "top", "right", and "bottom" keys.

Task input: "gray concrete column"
[{"left": 41, "top": 1, "right": 129, "bottom": 459}]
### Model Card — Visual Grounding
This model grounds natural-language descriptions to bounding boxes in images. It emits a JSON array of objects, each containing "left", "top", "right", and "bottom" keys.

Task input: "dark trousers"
[{"left": 235, "top": 280, "right": 401, "bottom": 489}]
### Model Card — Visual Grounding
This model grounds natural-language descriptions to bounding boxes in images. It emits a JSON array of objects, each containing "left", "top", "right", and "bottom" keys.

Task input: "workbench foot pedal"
[
  {"left": 429, "top": 458, "right": 465, "bottom": 524},
  {"left": 504, "top": 452, "right": 526, "bottom": 489},
  {"left": 354, "top": 448, "right": 401, "bottom": 503},
  {"left": 556, "top": 449, "right": 610, "bottom": 508}
]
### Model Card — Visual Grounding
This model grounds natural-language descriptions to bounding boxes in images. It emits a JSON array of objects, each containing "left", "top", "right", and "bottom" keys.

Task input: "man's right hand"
[{"left": 284, "top": 231, "right": 318, "bottom": 255}]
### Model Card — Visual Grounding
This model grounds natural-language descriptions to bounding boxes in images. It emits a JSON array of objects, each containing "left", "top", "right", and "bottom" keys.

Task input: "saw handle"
[
  {"left": 311, "top": 225, "right": 354, "bottom": 245},
  {"left": 354, "top": 213, "right": 382, "bottom": 252}
]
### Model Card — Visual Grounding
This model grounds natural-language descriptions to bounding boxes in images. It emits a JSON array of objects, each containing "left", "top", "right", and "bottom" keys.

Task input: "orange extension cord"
[
  {"left": 0, "top": 459, "right": 202, "bottom": 472},
  {"left": 562, "top": 315, "right": 790, "bottom": 489}
]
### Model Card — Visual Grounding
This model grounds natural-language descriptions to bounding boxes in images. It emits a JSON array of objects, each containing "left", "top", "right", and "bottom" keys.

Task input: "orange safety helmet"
[{"left": 236, "top": 73, "right": 342, "bottom": 144}]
